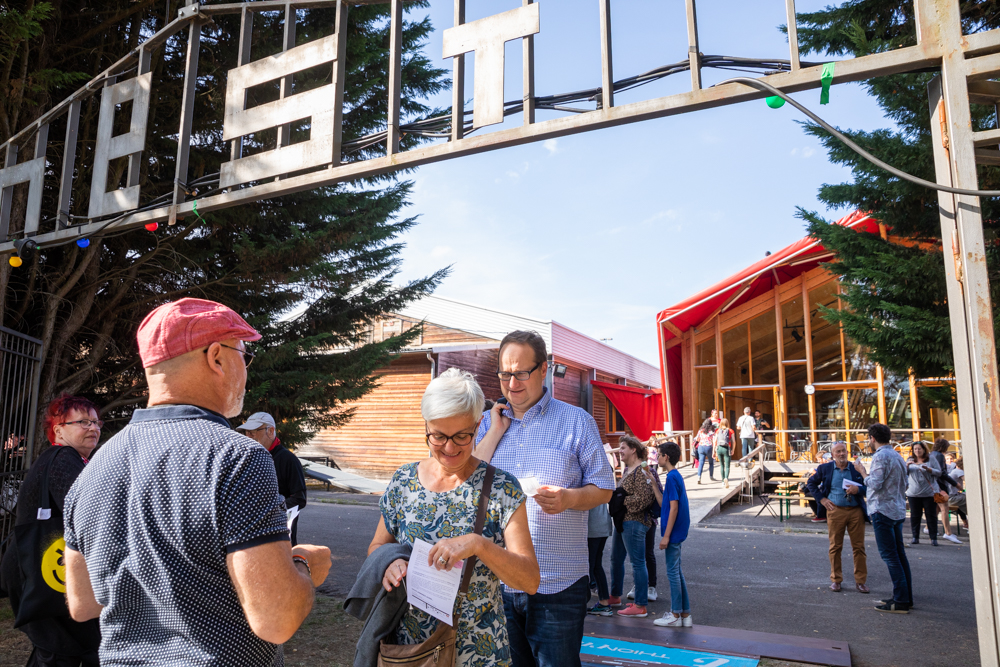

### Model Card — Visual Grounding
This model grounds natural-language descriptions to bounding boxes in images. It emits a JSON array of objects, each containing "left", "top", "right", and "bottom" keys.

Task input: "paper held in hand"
[
  {"left": 842, "top": 479, "right": 863, "bottom": 490},
  {"left": 286, "top": 505, "right": 300, "bottom": 532},
  {"left": 518, "top": 476, "right": 541, "bottom": 497},
  {"left": 406, "top": 539, "right": 464, "bottom": 626}
]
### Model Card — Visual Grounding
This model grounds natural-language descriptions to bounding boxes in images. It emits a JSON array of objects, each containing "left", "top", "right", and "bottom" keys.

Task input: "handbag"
[
  {"left": 608, "top": 486, "right": 628, "bottom": 533},
  {"left": 377, "top": 465, "right": 495, "bottom": 667},
  {"left": 13, "top": 446, "right": 72, "bottom": 627},
  {"left": 933, "top": 491, "right": 949, "bottom": 504}
]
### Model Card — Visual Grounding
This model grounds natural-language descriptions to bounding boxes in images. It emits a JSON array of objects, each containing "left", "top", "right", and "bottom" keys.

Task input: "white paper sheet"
[
  {"left": 518, "top": 476, "right": 541, "bottom": 497},
  {"left": 842, "top": 478, "right": 862, "bottom": 489},
  {"left": 286, "top": 505, "right": 300, "bottom": 532},
  {"left": 406, "top": 539, "right": 464, "bottom": 626}
]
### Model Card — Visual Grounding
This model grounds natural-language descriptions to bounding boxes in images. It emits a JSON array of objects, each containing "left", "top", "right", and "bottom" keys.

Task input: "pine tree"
[
  {"left": 793, "top": 0, "right": 1000, "bottom": 393},
  {"left": 0, "top": 1, "right": 448, "bottom": 449}
]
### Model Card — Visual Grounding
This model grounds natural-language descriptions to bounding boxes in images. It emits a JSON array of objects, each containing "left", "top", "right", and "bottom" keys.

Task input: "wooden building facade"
[
  {"left": 656, "top": 212, "right": 959, "bottom": 460},
  {"left": 307, "top": 295, "right": 660, "bottom": 479}
]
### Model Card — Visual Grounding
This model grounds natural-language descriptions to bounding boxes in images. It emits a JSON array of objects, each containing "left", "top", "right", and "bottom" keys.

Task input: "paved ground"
[{"left": 299, "top": 491, "right": 980, "bottom": 667}]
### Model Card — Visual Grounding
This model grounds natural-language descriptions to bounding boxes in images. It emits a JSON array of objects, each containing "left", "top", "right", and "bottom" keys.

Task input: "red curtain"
[{"left": 592, "top": 381, "right": 663, "bottom": 441}]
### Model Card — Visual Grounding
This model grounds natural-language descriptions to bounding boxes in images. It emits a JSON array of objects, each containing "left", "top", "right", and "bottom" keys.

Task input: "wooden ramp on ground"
[
  {"left": 298, "top": 458, "right": 387, "bottom": 494},
  {"left": 585, "top": 615, "right": 851, "bottom": 667}
]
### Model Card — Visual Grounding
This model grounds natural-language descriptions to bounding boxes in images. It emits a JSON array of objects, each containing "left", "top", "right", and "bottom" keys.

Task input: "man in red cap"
[{"left": 62, "top": 298, "right": 331, "bottom": 666}]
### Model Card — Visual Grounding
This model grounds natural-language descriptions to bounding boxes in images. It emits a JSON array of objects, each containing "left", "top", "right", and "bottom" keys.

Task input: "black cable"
[{"left": 719, "top": 76, "right": 1000, "bottom": 198}]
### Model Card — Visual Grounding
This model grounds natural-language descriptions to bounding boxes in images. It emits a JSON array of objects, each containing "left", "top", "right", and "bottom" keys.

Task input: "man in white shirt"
[{"left": 736, "top": 407, "right": 756, "bottom": 460}]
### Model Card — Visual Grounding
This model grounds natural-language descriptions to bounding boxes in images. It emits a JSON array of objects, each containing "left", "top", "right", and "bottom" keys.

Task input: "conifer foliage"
[
  {"left": 0, "top": 1, "right": 448, "bottom": 449},
  {"left": 793, "top": 0, "right": 1000, "bottom": 390}
]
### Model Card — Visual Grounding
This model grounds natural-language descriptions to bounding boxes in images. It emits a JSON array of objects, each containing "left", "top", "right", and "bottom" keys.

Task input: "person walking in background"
[
  {"left": 906, "top": 441, "right": 941, "bottom": 546},
  {"left": 473, "top": 330, "right": 615, "bottom": 667},
  {"left": 854, "top": 423, "right": 912, "bottom": 614},
  {"left": 237, "top": 412, "right": 308, "bottom": 545},
  {"left": 805, "top": 442, "right": 869, "bottom": 594},
  {"left": 0, "top": 395, "right": 103, "bottom": 667},
  {"left": 714, "top": 419, "right": 734, "bottom": 489},
  {"left": 930, "top": 439, "right": 962, "bottom": 544},
  {"left": 62, "top": 298, "right": 332, "bottom": 665},
  {"left": 586, "top": 504, "right": 613, "bottom": 616},
  {"left": 694, "top": 420, "right": 716, "bottom": 484},
  {"left": 709, "top": 409, "right": 721, "bottom": 429},
  {"left": 609, "top": 436, "right": 655, "bottom": 618},
  {"left": 653, "top": 441, "right": 692, "bottom": 628},
  {"left": 736, "top": 407, "right": 756, "bottom": 461}
]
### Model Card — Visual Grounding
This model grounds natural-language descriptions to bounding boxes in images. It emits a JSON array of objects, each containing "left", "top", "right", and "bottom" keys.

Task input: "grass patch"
[
  {"left": 0, "top": 598, "right": 32, "bottom": 666},
  {"left": 285, "top": 595, "right": 363, "bottom": 666}
]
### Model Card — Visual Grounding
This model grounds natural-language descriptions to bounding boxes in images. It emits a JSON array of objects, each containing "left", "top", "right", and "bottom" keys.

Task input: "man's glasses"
[
  {"left": 496, "top": 361, "right": 543, "bottom": 382},
  {"left": 60, "top": 419, "right": 103, "bottom": 430},
  {"left": 426, "top": 432, "right": 476, "bottom": 447},
  {"left": 205, "top": 343, "right": 255, "bottom": 368}
]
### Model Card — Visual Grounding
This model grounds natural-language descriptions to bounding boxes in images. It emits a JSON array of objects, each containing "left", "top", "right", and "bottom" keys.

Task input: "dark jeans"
[
  {"left": 587, "top": 537, "right": 610, "bottom": 601},
  {"left": 908, "top": 495, "right": 937, "bottom": 540},
  {"left": 871, "top": 512, "right": 913, "bottom": 606},
  {"left": 644, "top": 523, "right": 657, "bottom": 588},
  {"left": 26, "top": 648, "right": 99, "bottom": 667},
  {"left": 503, "top": 576, "right": 590, "bottom": 667},
  {"left": 696, "top": 445, "right": 714, "bottom": 479}
]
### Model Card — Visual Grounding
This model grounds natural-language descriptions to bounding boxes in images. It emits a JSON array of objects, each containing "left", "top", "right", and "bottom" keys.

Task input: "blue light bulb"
[{"left": 76, "top": 238, "right": 90, "bottom": 248}]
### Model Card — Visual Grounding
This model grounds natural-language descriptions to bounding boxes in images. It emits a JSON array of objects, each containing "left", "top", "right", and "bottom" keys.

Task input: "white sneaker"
[
  {"left": 654, "top": 612, "right": 683, "bottom": 627},
  {"left": 923, "top": 527, "right": 929, "bottom": 535},
  {"left": 945, "top": 534, "right": 962, "bottom": 544},
  {"left": 627, "top": 586, "right": 635, "bottom": 600},
  {"left": 682, "top": 614, "right": 693, "bottom": 627},
  {"left": 647, "top": 587, "right": 658, "bottom": 601}
]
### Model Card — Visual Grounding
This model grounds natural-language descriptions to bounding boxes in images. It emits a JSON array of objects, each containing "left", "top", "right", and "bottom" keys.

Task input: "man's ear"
[{"left": 203, "top": 342, "right": 227, "bottom": 377}]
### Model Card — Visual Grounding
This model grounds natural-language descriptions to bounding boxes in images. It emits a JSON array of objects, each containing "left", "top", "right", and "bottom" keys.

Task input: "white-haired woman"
[{"left": 367, "top": 368, "right": 539, "bottom": 667}]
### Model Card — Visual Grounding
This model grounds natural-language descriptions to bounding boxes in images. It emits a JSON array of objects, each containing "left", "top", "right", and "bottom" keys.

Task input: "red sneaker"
[
  {"left": 608, "top": 596, "right": 622, "bottom": 607},
  {"left": 617, "top": 604, "right": 647, "bottom": 618}
]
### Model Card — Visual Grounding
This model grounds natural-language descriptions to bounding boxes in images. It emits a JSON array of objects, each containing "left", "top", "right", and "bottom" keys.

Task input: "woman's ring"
[{"left": 438, "top": 557, "right": 448, "bottom": 564}]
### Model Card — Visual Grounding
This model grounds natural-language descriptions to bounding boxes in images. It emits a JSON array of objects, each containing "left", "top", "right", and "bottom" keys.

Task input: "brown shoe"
[
  {"left": 830, "top": 582, "right": 841, "bottom": 592},
  {"left": 856, "top": 583, "right": 870, "bottom": 594}
]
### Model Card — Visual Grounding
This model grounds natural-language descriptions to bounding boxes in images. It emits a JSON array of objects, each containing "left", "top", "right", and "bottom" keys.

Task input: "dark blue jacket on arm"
[{"left": 806, "top": 461, "right": 869, "bottom": 519}]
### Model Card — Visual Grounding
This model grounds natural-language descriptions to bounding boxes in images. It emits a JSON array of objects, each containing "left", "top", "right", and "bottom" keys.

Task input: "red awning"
[{"left": 592, "top": 381, "right": 663, "bottom": 442}]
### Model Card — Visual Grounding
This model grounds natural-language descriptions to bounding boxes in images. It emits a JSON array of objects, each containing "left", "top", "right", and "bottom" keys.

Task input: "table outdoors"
[{"left": 763, "top": 474, "right": 811, "bottom": 522}]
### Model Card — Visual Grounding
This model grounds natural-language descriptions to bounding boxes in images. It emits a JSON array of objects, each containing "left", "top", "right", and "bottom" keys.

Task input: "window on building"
[
  {"left": 608, "top": 401, "right": 627, "bottom": 433},
  {"left": 722, "top": 325, "right": 748, "bottom": 386},
  {"left": 749, "top": 311, "right": 778, "bottom": 384},
  {"left": 781, "top": 295, "right": 807, "bottom": 361}
]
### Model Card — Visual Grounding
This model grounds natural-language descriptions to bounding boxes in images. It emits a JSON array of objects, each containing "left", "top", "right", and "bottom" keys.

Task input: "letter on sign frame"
[
  {"left": 221, "top": 34, "right": 339, "bottom": 188},
  {"left": 442, "top": 4, "right": 540, "bottom": 129}
]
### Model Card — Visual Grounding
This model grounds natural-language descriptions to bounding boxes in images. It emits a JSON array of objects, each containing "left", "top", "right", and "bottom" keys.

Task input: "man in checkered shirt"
[{"left": 476, "top": 330, "right": 615, "bottom": 667}]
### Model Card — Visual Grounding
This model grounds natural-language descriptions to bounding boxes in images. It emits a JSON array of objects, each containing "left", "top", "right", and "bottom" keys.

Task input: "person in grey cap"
[{"left": 238, "top": 412, "right": 307, "bottom": 545}]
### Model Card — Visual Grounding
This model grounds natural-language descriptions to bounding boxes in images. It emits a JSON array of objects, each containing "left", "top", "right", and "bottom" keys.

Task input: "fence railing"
[{"left": 0, "top": 326, "right": 43, "bottom": 561}]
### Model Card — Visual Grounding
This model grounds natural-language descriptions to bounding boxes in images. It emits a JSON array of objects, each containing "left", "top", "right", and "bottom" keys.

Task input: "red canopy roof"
[
  {"left": 591, "top": 381, "right": 662, "bottom": 442},
  {"left": 656, "top": 211, "right": 877, "bottom": 342}
]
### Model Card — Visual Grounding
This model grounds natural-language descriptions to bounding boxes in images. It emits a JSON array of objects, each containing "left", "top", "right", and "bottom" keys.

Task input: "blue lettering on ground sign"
[{"left": 580, "top": 637, "right": 759, "bottom": 667}]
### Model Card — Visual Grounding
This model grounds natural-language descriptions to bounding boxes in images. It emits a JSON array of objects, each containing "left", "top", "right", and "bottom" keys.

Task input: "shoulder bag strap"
[
  {"left": 36, "top": 446, "right": 69, "bottom": 520},
  {"left": 459, "top": 464, "right": 495, "bottom": 594}
]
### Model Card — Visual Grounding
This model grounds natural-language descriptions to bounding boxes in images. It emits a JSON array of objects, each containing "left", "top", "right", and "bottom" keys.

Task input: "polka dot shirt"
[{"left": 64, "top": 405, "right": 289, "bottom": 666}]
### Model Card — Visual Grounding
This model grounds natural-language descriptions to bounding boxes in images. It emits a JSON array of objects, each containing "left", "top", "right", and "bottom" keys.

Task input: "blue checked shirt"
[
  {"left": 477, "top": 388, "right": 616, "bottom": 594},
  {"left": 865, "top": 445, "right": 908, "bottom": 521}
]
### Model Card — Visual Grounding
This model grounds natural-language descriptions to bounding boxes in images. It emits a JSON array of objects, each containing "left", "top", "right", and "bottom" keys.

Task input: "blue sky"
[{"left": 391, "top": 1, "right": 893, "bottom": 366}]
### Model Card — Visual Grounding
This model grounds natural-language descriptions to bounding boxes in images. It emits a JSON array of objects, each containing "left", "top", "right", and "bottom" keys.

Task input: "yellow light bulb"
[{"left": 9, "top": 256, "right": 22, "bottom": 267}]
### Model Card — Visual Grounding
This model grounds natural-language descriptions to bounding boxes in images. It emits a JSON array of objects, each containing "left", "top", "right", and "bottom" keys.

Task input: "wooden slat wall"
[
  {"left": 309, "top": 355, "right": 431, "bottom": 479},
  {"left": 553, "top": 366, "right": 584, "bottom": 407},
  {"left": 439, "top": 349, "right": 501, "bottom": 402}
]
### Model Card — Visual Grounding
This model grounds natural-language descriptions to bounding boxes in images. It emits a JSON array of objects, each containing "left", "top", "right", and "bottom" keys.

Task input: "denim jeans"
[
  {"left": 741, "top": 437, "right": 755, "bottom": 459},
  {"left": 663, "top": 542, "right": 690, "bottom": 614},
  {"left": 587, "top": 537, "right": 610, "bottom": 601},
  {"left": 503, "top": 576, "right": 590, "bottom": 667},
  {"left": 871, "top": 512, "right": 913, "bottom": 605},
  {"left": 696, "top": 445, "right": 714, "bottom": 479},
  {"left": 611, "top": 521, "right": 649, "bottom": 605}
]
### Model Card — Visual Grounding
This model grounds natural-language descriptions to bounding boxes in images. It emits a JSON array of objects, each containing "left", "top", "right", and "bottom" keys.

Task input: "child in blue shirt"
[{"left": 652, "top": 440, "right": 692, "bottom": 627}]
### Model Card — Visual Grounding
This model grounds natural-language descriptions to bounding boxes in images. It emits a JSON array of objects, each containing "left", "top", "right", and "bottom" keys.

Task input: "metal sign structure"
[{"left": 0, "top": 0, "right": 999, "bottom": 661}]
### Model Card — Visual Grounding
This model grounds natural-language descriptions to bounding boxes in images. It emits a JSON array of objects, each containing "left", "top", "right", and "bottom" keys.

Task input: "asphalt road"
[{"left": 298, "top": 493, "right": 979, "bottom": 667}]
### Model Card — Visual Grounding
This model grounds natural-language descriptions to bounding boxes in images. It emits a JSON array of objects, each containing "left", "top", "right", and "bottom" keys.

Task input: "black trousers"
[
  {"left": 908, "top": 495, "right": 938, "bottom": 540},
  {"left": 644, "top": 523, "right": 657, "bottom": 588},
  {"left": 26, "top": 647, "right": 99, "bottom": 667},
  {"left": 587, "top": 537, "right": 609, "bottom": 601}
]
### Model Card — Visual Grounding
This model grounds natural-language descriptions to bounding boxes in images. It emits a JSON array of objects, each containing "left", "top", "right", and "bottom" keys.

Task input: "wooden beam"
[
  {"left": 661, "top": 319, "right": 684, "bottom": 339},
  {"left": 802, "top": 279, "right": 817, "bottom": 460}
]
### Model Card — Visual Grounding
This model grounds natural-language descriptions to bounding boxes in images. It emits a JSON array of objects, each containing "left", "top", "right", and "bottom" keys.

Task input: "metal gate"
[{"left": 0, "top": 326, "right": 43, "bottom": 561}]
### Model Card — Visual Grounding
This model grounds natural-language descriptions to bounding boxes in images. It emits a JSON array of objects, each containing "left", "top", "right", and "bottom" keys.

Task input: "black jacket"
[
  {"left": 269, "top": 442, "right": 307, "bottom": 510},
  {"left": 345, "top": 543, "right": 412, "bottom": 667},
  {"left": 806, "top": 461, "right": 869, "bottom": 518}
]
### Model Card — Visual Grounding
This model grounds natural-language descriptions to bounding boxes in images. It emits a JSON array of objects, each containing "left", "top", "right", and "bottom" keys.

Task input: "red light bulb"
[{"left": 145, "top": 222, "right": 158, "bottom": 232}]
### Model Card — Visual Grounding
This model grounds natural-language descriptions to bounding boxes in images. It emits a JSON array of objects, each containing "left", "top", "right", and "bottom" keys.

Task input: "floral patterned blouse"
[{"left": 380, "top": 461, "right": 527, "bottom": 667}]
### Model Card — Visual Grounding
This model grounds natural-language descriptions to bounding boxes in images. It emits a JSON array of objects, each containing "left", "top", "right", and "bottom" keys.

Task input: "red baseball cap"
[{"left": 137, "top": 298, "right": 261, "bottom": 368}]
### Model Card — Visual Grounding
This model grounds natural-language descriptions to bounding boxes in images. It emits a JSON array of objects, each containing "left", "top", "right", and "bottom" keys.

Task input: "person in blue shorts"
[{"left": 652, "top": 440, "right": 692, "bottom": 628}]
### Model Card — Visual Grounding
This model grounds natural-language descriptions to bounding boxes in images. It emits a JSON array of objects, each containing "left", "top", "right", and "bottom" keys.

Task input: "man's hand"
[
  {"left": 291, "top": 544, "right": 332, "bottom": 587},
  {"left": 852, "top": 459, "right": 867, "bottom": 476},
  {"left": 820, "top": 498, "right": 835, "bottom": 512},
  {"left": 658, "top": 536, "right": 670, "bottom": 550},
  {"left": 534, "top": 486, "right": 571, "bottom": 514},
  {"left": 845, "top": 485, "right": 858, "bottom": 496},
  {"left": 489, "top": 401, "right": 511, "bottom": 434},
  {"left": 382, "top": 558, "right": 408, "bottom": 592}
]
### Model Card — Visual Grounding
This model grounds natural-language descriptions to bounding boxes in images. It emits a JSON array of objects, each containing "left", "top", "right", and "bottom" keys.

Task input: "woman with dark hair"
[
  {"left": 0, "top": 394, "right": 102, "bottom": 666},
  {"left": 694, "top": 419, "right": 716, "bottom": 484},
  {"left": 609, "top": 435, "right": 655, "bottom": 618},
  {"left": 906, "top": 441, "right": 941, "bottom": 546},
  {"left": 931, "top": 439, "right": 962, "bottom": 544}
]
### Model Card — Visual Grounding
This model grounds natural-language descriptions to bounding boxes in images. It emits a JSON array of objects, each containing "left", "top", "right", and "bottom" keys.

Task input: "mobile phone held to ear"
[{"left": 496, "top": 397, "right": 508, "bottom": 407}]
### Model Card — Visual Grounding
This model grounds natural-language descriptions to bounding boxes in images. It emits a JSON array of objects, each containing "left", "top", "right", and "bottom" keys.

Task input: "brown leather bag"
[
  {"left": 377, "top": 465, "right": 495, "bottom": 667},
  {"left": 934, "top": 491, "right": 949, "bottom": 504}
]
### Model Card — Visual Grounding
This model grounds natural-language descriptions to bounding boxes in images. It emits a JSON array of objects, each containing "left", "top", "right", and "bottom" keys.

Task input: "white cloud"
[
  {"left": 430, "top": 245, "right": 452, "bottom": 258},
  {"left": 543, "top": 138, "right": 559, "bottom": 154},
  {"left": 506, "top": 170, "right": 520, "bottom": 180},
  {"left": 641, "top": 209, "right": 679, "bottom": 225},
  {"left": 803, "top": 146, "right": 816, "bottom": 158}
]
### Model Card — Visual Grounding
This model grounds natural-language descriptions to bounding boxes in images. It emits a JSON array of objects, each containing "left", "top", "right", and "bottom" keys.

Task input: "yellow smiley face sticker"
[{"left": 41, "top": 537, "right": 67, "bottom": 593}]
